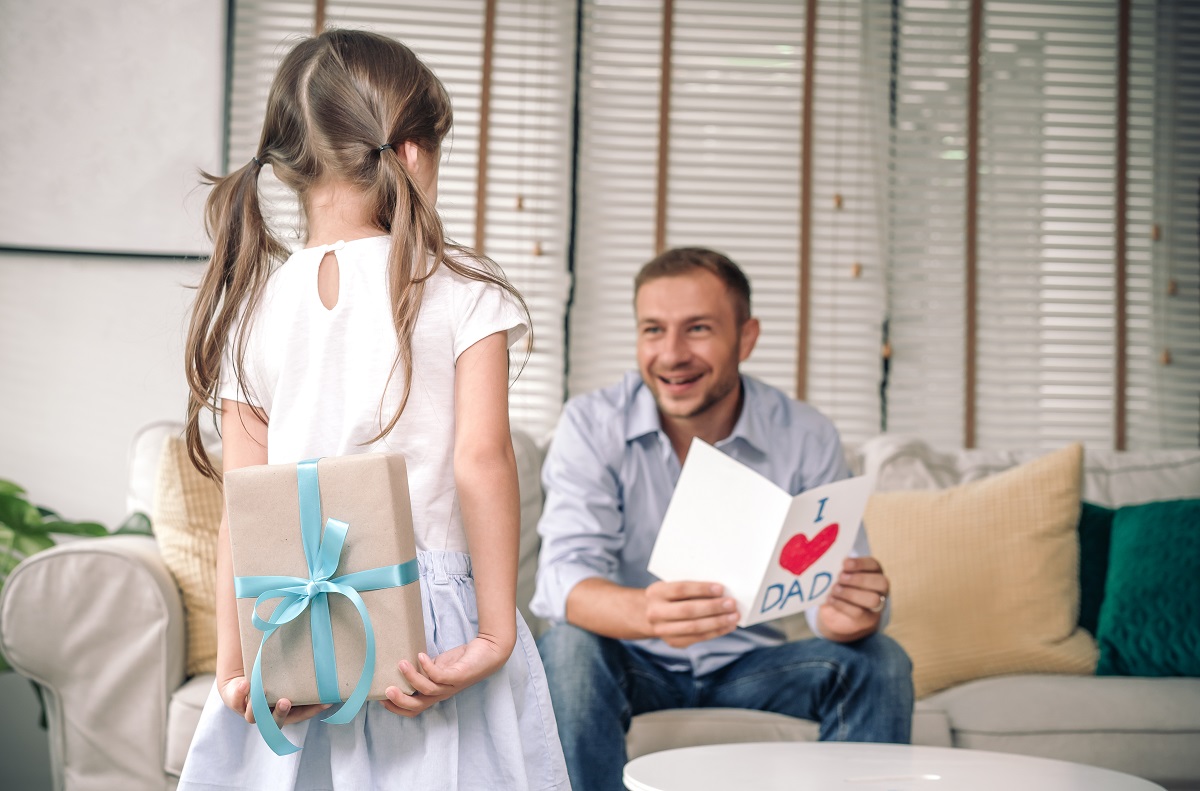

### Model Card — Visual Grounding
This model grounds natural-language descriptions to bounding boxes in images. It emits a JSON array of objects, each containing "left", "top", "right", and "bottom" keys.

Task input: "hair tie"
[
  {"left": 251, "top": 156, "right": 263, "bottom": 169},
  {"left": 377, "top": 143, "right": 393, "bottom": 154}
]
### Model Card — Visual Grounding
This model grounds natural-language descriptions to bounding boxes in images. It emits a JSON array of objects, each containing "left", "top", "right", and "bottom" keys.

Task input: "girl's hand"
[
  {"left": 381, "top": 635, "right": 514, "bottom": 717},
  {"left": 218, "top": 676, "right": 330, "bottom": 727}
]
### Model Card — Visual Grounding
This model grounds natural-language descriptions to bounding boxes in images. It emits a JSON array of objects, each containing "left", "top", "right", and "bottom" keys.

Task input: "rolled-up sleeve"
[{"left": 530, "top": 399, "right": 627, "bottom": 624}]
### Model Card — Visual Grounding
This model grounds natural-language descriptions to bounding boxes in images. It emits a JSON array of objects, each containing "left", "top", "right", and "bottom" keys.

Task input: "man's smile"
[{"left": 657, "top": 372, "right": 704, "bottom": 392}]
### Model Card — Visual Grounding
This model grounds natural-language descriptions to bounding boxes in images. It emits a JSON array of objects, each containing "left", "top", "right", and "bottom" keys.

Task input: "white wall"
[
  {"left": 0, "top": 0, "right": 222, "bottom": 254},
  {"left": 0, "top": 0, "right": 224, "bottom": 521},
  {"left": 0, "top": 253, "right": 207, "bottom": 526},
  {"left": 0, "top": 2, "right": 226, "bottom": 787}
]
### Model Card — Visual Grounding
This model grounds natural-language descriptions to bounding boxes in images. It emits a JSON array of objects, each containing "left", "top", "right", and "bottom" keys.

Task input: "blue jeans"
[{"left": 537, "top": 624, "right": 914, "bottom": 791}]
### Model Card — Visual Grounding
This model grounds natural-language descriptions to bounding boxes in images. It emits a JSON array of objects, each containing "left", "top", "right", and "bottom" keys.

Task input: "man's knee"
[
  {"left": 855, "top": 632, "right": 913, "bottom": 683},
  {"left": 797, "top": 632, "right": 912, "bottom": 695},
  {"left": 830, "top": 633, "right": 914, "bottom": 712}
]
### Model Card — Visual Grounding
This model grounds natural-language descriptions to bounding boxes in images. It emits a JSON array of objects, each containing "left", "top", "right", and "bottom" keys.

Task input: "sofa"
[{"left": 2, "top": 422, "right": 1198, "bottom": 791}]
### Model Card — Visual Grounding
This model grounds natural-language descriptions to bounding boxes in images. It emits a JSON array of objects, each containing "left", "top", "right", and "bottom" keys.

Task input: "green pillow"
[
  {"left": 1077, "top": 502, "right": 1114, "bottom": 636},
  {"left": 1096, "top": 498, "right": 1200, "bottom": 677}
]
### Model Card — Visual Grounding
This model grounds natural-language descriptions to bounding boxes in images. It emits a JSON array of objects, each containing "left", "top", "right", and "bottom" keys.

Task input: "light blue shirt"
[{"left": 531, "top": 371, "right": 877, "bottom": 676}]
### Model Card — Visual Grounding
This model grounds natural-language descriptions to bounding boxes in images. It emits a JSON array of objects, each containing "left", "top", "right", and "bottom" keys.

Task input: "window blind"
[
  {"left": 974, "top": 1, "right": 1120, "bottom": 450},
  {"left": 805, "top": 0, "right": 891, "bottom": 443},
  {"left": 481, "top": 0, "right": 576, "bottom": 439},
  {"left": 228, "top": 0, "right": 1199, "bottom": 450},
  {"left": 665, "top": 0, "right": 807, "bottom": 399},
  {"left": 882, "top": 0, "right": 1199, "bottom": 450},
  {"left": 1126, "top": 0, "right": 1158, "bottom": 449},
  {"left": 569, "top": 0, "right": 889, "bottom": 445},
  {"left": 227, "top": 0, "right": 576, "bottom": 439},
  {"left": 227, "top": 0, "right": 314, "bottom": 242},
  {"left": 1126, "top": 0, "right": 1200, "bottom": 449},
  {"left": 568, "top": 0, "right": 664, "bottom": 398},
  {"left": 883, "top": 0, "right": 970, "bottom": 450}
]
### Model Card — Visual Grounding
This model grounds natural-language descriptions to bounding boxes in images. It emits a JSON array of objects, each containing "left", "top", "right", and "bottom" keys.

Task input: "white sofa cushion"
[
  {"left": 858, "top": 435, "right": 1200, "bottom": 506},
  {"left": 167, "top": 676, "right": 213, "bottom": 779},
  {"left": 923, "top": 675, "right": 1200, "bottom": 784}
]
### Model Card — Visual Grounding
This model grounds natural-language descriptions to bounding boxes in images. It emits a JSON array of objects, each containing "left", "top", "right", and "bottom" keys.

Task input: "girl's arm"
[
  {"left": 452, "top": 330, "right": 520, "bottom": 652},
  {"left": 384, "top": 330, "right": 519, "bottom": 716},
  {"left": 215, "top": 399, "right": 327, "bottom": 726},
  {"left": 215, "top": 399, "right": 268, "bottom": 693}
]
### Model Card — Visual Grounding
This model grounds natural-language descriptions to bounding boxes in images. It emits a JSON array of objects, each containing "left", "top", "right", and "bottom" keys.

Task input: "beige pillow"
[
  {"left": 864, "top": 442, "right": 1097, "bottom": 698},
  {"left": 153, "top": 436, "right": 221, "bottom": 677}
]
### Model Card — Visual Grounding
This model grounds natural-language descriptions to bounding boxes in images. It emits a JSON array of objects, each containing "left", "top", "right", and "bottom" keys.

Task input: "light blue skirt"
[{"left": 178, "top": 551, "right": 571, "bottom": 791}]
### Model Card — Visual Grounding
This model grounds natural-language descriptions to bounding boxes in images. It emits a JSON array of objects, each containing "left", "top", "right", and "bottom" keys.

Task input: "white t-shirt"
[{"left": 218, "top": 235, "right": 527, "bottom": 552}]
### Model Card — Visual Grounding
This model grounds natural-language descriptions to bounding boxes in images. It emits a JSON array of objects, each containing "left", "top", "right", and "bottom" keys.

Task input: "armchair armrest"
[{"left": 1, "top": 535, "right": 186, "bottom": 791}]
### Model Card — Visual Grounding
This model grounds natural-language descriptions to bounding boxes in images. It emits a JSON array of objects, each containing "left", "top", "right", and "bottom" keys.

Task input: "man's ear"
[{"left": 738, "top": 317, "right": 760, "bottom": 362}]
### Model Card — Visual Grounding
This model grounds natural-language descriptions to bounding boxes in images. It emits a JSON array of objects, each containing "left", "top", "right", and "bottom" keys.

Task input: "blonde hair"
[{"left": 184, "top": 29, "right": 528, "bottom": 480}]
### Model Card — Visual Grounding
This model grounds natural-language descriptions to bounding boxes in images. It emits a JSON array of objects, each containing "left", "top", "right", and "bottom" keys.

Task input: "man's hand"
[
  {"left": 644, "top": 580, "right": 740, "bottom": 648},
  {"left": 817, "top": 556, "right": 890, "bottom": 643},
  {"left": 218, "top": 675, "right": 330, "bottom": 728}
]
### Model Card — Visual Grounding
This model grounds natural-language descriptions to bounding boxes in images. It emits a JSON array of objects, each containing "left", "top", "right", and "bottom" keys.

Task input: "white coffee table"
[{"left": 623, "top": 742, "right": 1166, "bottom": 791}]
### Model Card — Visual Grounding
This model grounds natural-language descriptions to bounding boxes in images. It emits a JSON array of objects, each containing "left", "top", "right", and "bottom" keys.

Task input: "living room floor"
[{"left": 0, "top": 672, "right": 52, "bottom": 790}]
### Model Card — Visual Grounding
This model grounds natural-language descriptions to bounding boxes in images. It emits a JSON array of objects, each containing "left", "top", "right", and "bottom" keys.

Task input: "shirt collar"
[
  {"left": 722, "top": 375, "right": 769, "bottom": 454},
  {"left": 623, "top": 373, "right": 770, "bottom": 454},
  {"left": 624, "top": 375, "right": 662, "bottom": 442}
]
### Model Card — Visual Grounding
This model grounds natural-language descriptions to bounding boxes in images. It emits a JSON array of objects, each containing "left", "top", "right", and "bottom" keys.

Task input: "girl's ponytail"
[
  {"left": 366, "top": 144, "right": 445, "bottom": 441},
  {"left": 367, "top": 139, "right": 532, "bottom": 443},
  {"left": 184, "top": 155, "right": 285, "bottom": 480}
]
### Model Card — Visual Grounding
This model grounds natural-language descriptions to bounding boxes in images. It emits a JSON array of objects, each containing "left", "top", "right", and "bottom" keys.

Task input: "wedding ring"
[{"left": 869, "top": 593, "right": 887, "bottom": 613}]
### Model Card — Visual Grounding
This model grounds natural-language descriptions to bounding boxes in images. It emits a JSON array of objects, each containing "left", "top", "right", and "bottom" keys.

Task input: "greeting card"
[{"left": 647, "top": 438, "right": 876, "bottom": 627}]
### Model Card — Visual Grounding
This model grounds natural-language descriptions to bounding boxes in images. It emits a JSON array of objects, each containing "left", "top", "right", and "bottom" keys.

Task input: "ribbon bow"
[{"left": 234, "top": 458, "right": 419, "bottom": 755}]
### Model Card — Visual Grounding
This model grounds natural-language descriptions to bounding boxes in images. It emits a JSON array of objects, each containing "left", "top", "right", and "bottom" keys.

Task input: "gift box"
[{"left": 224, "top": 454, "right": 426, "bottom": 715}]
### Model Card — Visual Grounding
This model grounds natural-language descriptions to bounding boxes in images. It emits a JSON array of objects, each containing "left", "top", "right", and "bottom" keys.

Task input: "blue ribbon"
[{"left": 234, "top": 458, "right": 420, "bottom": 755}]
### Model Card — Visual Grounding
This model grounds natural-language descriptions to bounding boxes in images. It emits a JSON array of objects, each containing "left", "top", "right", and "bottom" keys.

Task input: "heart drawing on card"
[{"left": 778, "top": 523, "right": 839, "bottom": 576}]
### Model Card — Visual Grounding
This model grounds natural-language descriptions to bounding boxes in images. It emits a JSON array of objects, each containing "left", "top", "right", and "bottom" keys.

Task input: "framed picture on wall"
[{"left": 0, "top": 0, "right": 224, "bottom": 256}]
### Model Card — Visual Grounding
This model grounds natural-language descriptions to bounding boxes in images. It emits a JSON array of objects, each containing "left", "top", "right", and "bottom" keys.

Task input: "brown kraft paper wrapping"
[{"left": 224, "top": 453, "right": 426, "bottom": 705}]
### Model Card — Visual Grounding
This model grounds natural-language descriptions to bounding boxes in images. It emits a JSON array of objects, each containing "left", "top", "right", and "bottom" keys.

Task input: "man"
[{"left": 531, "top": 247, "right": 914, "bottom": 791}]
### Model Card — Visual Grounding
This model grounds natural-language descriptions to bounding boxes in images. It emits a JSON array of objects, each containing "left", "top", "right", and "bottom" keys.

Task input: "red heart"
[{"left": 778, "top": 523, "right": 839, "bottom": 576}]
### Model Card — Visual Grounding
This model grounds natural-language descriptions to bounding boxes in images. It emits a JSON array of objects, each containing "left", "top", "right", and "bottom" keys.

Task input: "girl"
[{"left": 179, "top": 29, "right": 570, "bottom": 791}]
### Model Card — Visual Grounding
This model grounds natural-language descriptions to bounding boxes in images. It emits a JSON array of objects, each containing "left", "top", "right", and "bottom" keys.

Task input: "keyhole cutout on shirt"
[{"left": 317, "top": 250, "right": 340, "bottom": 310}]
